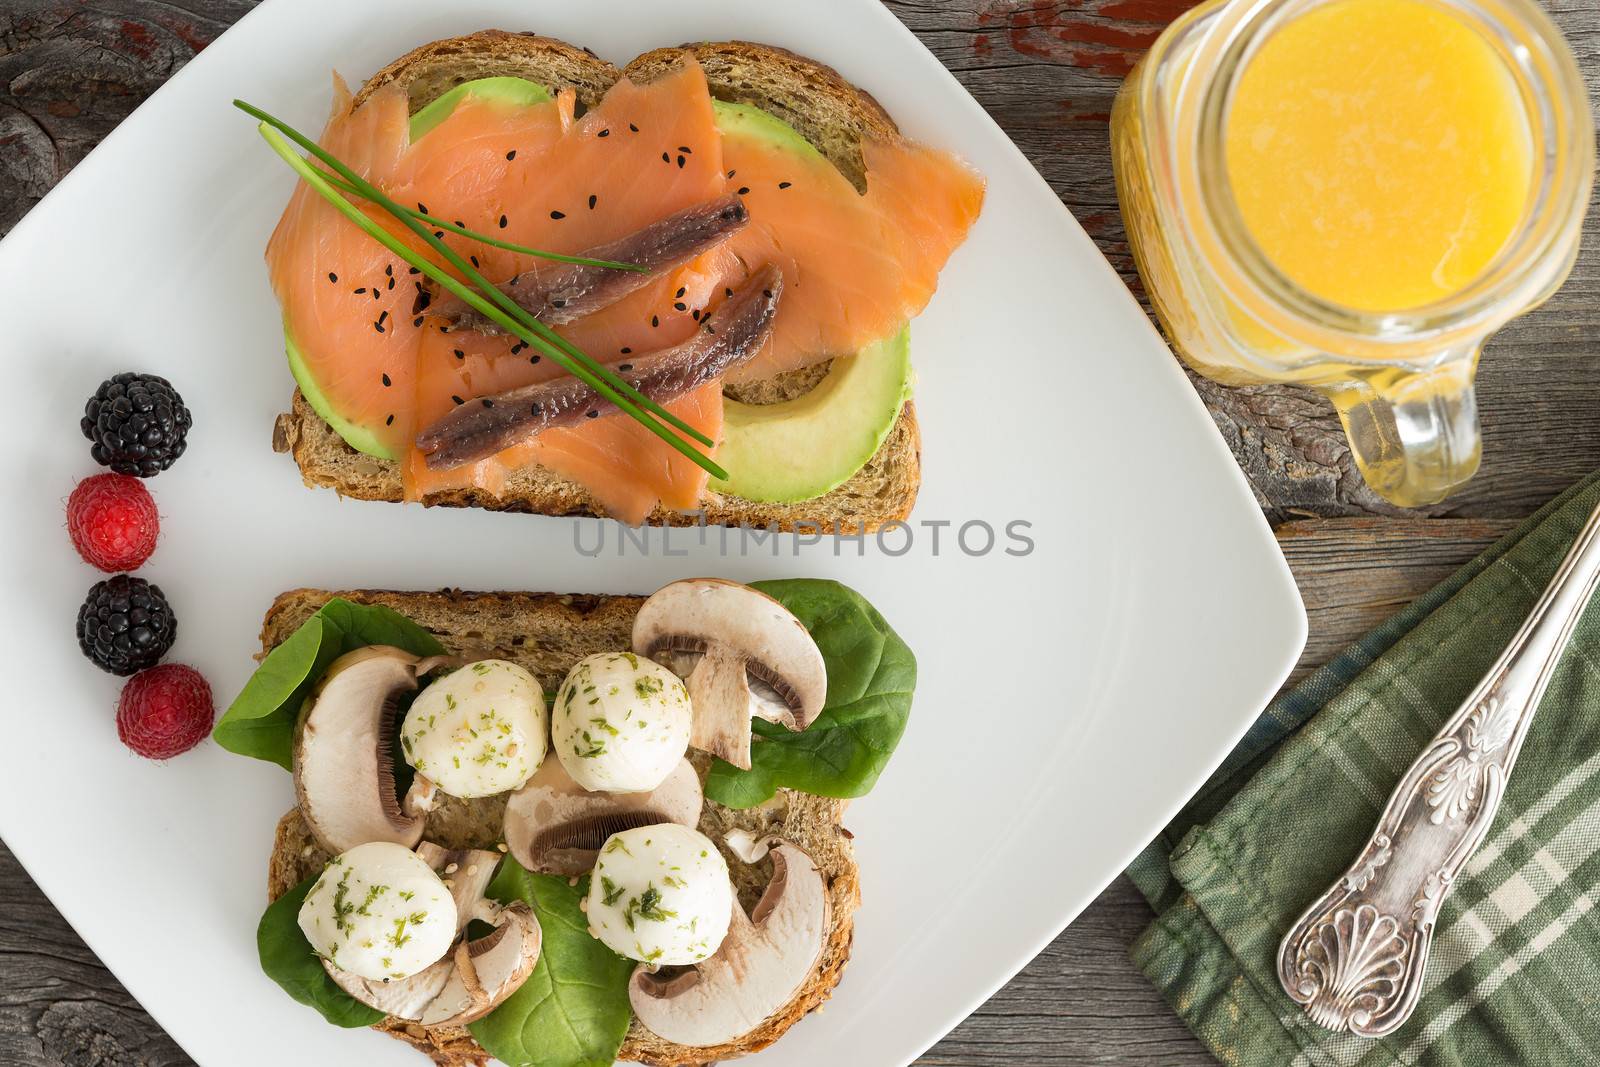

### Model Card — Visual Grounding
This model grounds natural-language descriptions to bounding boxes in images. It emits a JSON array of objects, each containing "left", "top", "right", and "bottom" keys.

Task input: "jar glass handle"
[{"left": 1322, "top": 349, "right": 1483, "bottom": 508}]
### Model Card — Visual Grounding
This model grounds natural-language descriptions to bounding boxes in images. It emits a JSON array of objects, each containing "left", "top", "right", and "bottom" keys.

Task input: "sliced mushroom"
[
  {"left": 292, "top": 646, "right": 453, "bottom": 854},
  {"left": 503, "top": 754, "right": 702, "bottom": 876},
  {"left": 628, "top": 837, "right": 829, "bottom": 1047},
  {"left": 632, "top": 579, "right": 827, "bottom": 769},
  {"left": 325, "top": 844, "right": 542, "bottom": 1027}
]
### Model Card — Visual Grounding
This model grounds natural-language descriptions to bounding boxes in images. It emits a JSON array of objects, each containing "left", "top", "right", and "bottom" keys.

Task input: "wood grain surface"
[{"left": 2, "top": 1, "right": 1596, "bottom": 1064}]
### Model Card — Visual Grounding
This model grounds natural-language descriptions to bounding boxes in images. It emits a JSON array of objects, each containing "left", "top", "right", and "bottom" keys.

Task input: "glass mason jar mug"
[{"left": 1112, "top": 0, "right": 1593, "bottom": 507}]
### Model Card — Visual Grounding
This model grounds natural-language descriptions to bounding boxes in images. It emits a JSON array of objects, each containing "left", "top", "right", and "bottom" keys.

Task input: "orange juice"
[
  {"left": 1110, "top": 0, "right": 1592, "bottom": 506},
  {"left": 1223, "top": 0, "right": 1532, "bottom": 311}
]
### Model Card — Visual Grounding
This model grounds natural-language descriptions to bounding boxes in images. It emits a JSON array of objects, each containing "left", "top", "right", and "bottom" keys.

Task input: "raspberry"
[
  {"left": 117, "top": 664, "right": 213, "bottom": 760},
  {"left": 67, "top": 473, "right": 160, "bottom": 572}
]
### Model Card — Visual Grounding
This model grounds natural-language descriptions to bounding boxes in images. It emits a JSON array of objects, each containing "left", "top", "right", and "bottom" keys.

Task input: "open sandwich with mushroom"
[{"left": 216, "top": 578, "right": 915, "bottom": 1066}]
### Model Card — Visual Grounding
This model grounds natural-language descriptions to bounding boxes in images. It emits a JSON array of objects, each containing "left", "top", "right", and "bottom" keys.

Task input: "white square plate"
[{"left": 0, "top": 0, "right": 1306, "bottom": 1063}]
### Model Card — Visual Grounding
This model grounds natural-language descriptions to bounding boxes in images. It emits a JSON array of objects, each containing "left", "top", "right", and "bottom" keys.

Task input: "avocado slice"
[
  {"left": 285, "top": 326, "right": 399, "bottom": 459},
  {"left": 711, "top": 326, "right": 912, "bottom": 503},
  {"left": 408, "top": 77, "right": 553, "bottom": 139}
]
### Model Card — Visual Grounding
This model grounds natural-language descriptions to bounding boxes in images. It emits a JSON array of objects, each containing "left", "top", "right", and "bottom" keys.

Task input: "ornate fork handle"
[{"left": 1278, "top": 499, "right": 1600, "bottom": 1037}]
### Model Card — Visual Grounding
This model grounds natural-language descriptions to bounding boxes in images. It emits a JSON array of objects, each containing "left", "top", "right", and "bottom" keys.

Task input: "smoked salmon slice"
[{"left": 263, "top": 55, "right": 983, "bottom": 522}]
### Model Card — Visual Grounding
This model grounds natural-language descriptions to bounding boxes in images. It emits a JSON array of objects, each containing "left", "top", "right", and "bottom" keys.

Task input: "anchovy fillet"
[
  {"left": 425, "top": 195, "right": 750, "bottom": 330},
  {"left": 416, "top": 264, "right": 783, "bottom": 470}
]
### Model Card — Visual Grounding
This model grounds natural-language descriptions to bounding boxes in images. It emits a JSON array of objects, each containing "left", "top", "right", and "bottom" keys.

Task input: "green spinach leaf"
[
  {"left": 704, "top": 579, "right": 917, "bottom": 808},
  {"left": 469, "top": 860, "right": 633, "bottom": 1067},
  {"left": 257, "top": 875, "right": 386, "bottom": 1028},
  {"left": 213, "top": 598, "right": 445, "bottom": 769}
]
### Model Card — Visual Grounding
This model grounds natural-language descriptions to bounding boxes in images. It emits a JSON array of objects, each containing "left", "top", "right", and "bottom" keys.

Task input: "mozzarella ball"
[
  {"left": 402, "top": 660, "right": 547, "bottom": 798},
  {"left": 297, "top": 841, "right": 457, "bottom": 981},
  {"left": 585, "top": 824, "right": 732, "bottom": 965},
  {"left": 551, "top": 653, "right": 691, "bottom": 792}
]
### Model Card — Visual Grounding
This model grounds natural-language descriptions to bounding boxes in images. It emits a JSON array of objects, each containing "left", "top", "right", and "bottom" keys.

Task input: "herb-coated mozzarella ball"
[
  {"left": 402, "top": 660, "right": 547, "bottom": 798},
  {"left": 551, "top": 652, "right": 691, "bottom": 792},
  {"left": 297, "top": 841, "right": 457, "bottom": 981},
  {"left": 585, "top": 824, "right": 732, "bottom": 965}
]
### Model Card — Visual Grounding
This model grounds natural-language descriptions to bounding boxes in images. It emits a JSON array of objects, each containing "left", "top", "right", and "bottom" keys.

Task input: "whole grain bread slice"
[
  {"left": 271, "top": 31, "right": 921, "bottom": 533},
  {"left": 262, "top": 587, "right": 860, "bottom": 1067}
]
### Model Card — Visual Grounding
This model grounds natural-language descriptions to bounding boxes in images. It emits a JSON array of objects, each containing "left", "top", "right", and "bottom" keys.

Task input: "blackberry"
[
  {"left": 77, "top": 575, "right": 177, "bottom": 676},
  {"left": 81, "top": 372, "right": 192, "bottom": 477}
]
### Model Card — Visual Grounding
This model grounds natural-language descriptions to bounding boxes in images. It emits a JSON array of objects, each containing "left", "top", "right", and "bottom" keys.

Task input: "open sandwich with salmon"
[
  {"left": 213, "top": 578, "right": 915, "bottom": 1066},
  {"left": 264, "top": 32, "right": 985, "bottom": 529}
]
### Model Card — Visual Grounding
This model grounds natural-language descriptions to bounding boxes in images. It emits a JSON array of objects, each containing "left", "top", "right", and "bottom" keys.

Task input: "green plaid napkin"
[{"left": 1127, "top": 470, "right": 1600, "bottom": 1066}]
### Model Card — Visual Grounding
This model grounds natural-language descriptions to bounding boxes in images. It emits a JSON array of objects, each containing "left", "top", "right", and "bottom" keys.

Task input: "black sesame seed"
[
  {"left": 434, "top": 230, "right": 445, "bottom": 239},
  {"left": 482, "top": 398, "right": 494, "bottom": 409},
  {"left": 385, "top": 264, "right": 393, "bottom": 276},
  {"left": 452, "top": 395, "right": 464, "bottom": 405},
  {"left": 726, "top": 169, "right": 735, "bottom": 179},
  {"left": 679, "top": 146, "right": 693, "bottom": 154},
  {"left": 382, "top": 373, "right": 391, "bottom": 386},
  {"left": 511, "top": 342, "right": 525, "bottom": 355},
  {"left": 550, "top": 210, "right": 565, "bottom": 220},
  {"left": 372, "top": 289, "right": 380, "bottom": 300},
  {"left": 692, "top": 309, "right": 701, "bottom": 321},
  {"left": 328, "top": 272, "right": 338, "bottom": 283},
  {"left": 506, "top": 150, "right": 517, "bottom": 161},
  {"left": 531, "top": 402, "right": 542, "bottom": 415},
  {"left": 778, "top": 181, "right": 792, "bottom": 189},
  {"left": 374, "top": 322, "right": 385, "bottom": 333},
  {"left": 408, "top": 266, "right": 421, "bottom": 275},
  {"left": 675, "top": 286, "right": 686, "bottom": 298},
  {"left": 387, "top": 277, "right": 395, "bottom": 290},
  {"left": 377, "top": 310, "right": 388, "bottom": 324},
  {"left": 354, "top": 287, "right": 367, "bottom": 294},
  {"left": 413, "top": 317, "right": 425, "bottom": 328},
  {"left": 455, "top": 220, "right": 465, "bottom": 228},
  {"left": 737, "top": 186, "right": 750, "bottom": 195},
  {"left": 650, "top": 315, "right": 659, "bottom": 327},
  {"left": 620, "top": 346, "right": 632, "bottom": 355},
  {"left": 618, "top": 363, "right": 634, "bottom": 372},
  {"left": 440, "top": 326, "right": 451, "bottom": 334},
  {"left": 763, "top": 289, "right": 773, "bottom": 299},
  {"left": 418, "top": 202, "right": 429, "bottom": 214},
  {"left": 470, "top": 255, "right": 480, "bottom": 268},
  {"left": 661, "top": 151, "right": 671, "bottom": 163},
  {"left": 673, "top": 301, "right": 687, "bottom": 311},
  {"left": 676, "top": 155, "right": 685, "bottom": 168},
  {"left": 499, "top": 214, "right": 508, "bottom": 229},
  {"left": 552, "top": 298, "right": 566, "bottom": 308},
  {"left": 386, "top": 414, "right": 394, "bottom": 426},
  {"left": 586, "top": 410, "right": 599, "bottom": 419},
  {"left": 529, "top": 354, "right": 540, "bottom": 365},
  {"left": 588, "top": 194, "right": 597, "bottom": 210},
  {"left": 454, "top": 349, "right": 465, "bottom": 360},
  {"left": 629, "top": 122, "right": 639, "bottom": 132},
  {"left": 598, "top": 128, "right": 610, "bottom": 138},
  {"left": 725, "top": 287, "right": 734, "bottom": 298}
]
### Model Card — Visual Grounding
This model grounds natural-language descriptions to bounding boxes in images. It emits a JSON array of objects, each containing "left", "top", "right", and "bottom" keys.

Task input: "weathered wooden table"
[{"left": 3, "top": 1, "right": 1596, "bottom": 1063}]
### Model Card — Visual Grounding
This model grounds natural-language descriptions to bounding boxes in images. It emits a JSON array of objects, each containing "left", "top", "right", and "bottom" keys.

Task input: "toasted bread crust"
[
  {"left": 274, "top": 31, "right": 922, "bottom": 531},
  {"left": 262, "top": 587, "right": 860, "bottom": 1065}
]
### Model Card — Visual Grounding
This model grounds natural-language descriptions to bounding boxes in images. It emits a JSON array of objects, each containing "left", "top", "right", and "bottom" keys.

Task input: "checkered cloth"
[{"left": 1126, "top": 471, "right": 1600, "bottom": 1066}]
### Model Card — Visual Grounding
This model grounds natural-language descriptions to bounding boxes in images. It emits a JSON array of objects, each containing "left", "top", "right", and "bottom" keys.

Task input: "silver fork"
[{"left": 1277, "top": 497, "right": 1600, "bottom": 1037}]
